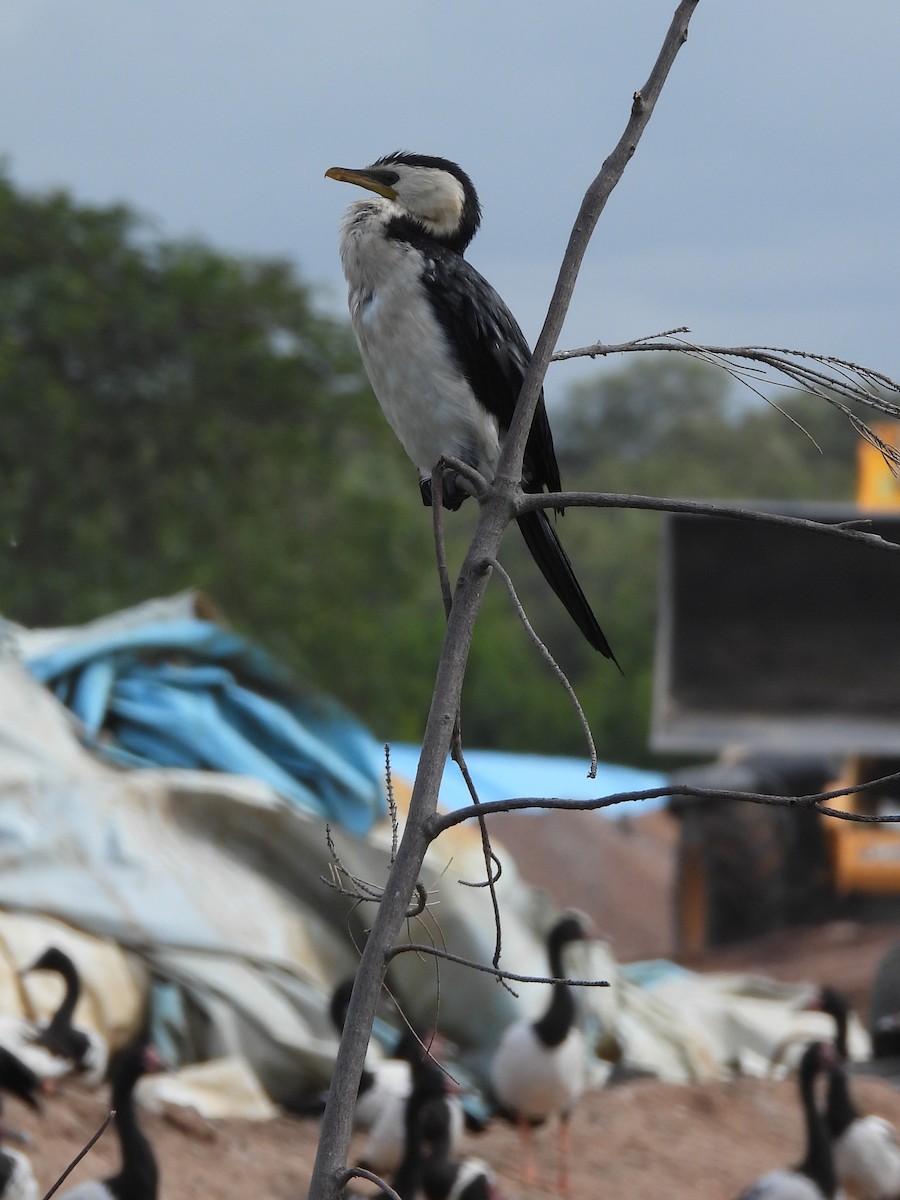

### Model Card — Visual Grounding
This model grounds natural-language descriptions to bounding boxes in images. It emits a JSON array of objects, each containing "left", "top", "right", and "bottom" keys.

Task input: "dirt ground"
[{"left": 19, "top": 808, "right": 900, "bottom": 1200}]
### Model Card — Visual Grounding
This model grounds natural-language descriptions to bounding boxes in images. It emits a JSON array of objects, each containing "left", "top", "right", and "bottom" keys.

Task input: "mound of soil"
[{"left": 20, "top": 808, "right": 900, "bottom": 1200}]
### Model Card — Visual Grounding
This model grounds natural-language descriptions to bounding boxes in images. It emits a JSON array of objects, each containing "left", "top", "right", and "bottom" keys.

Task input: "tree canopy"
[{"left": 0, "top": 169, "right": 860, "bottom": 766}]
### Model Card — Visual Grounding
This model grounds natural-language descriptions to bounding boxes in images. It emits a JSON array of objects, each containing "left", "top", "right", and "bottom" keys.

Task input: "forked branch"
[
  {"left": 430, "top": 771, "right": 900, "bottom": 836},
  {"left": 306, "top": 8, "right": 703, "bottom": 1199},
  {"left": 552, "top": 331, "right": 900, "bottom": 469}
]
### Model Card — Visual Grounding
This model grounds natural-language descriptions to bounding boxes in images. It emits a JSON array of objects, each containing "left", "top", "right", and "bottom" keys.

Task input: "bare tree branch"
[
  {"left": 447, "top": 733, "right": 511, "bottom": 990},
  {"left": 428, "top": 464, "right": 508, "bottom": 982},
  {"left": 496, "top": 0, "right": 700, "bottom": 485},
  {"left": 552, "top": 334, "right": 900, "bottom": 469},
  {"left": 42, "top": 1110, "right": 116, "bottom": 1200},
  {"left": 515, "top": 490, "right": 900, "bottom": 553},
  {"left": 386, "top": 943, "right": 611, "bottom": 989},
  {"left": 430, "top": 464, "right": 455, "bottom": 618},
  {"left": 430, "top": 771, "right": 900, "bottom": 836},
  {"left": 489, "top": 557, "right": 598, "bottom": 775},
  {"left": 338, "top": 1167, "right": 404, "bottom": 1200},
  {"left": 307, "top": 9, "right": 703, "bottom": 1199}
]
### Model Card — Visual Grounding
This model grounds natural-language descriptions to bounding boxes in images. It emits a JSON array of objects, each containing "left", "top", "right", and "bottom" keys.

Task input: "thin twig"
[
  {"left": 449, "top": 733, "right": 513, "bottom": 993},
  {"left": 457, "top": 850, "right": 502, "bottom": 889},
  {"left": 489, "top": 557, "right": 598, "bottom": 776},
  {"left": 386, "top": 942, "right": 611, "bottom": 988},
  {"left": 42, "top": 1110, "right": 116, "bottom": 1200},
  {"left": 338, "top": 1167, "right": 404, "bottom": 1200},
  {"left": 514, "top": 491, "right": 900, "bottom": 553},
  {"left": 552, "top": 334, "right": 900, "bottom": 471},
  {"left": 322, "top": 825, "right": 429, "bottom": 919},
  {"left": 384, "top": 744, "right": 399, "bottom": 864},
  {"left": 432, "top": 770, "right": 900, "bottom": 834},
  {"left": 430, "top": 464, "right": 454, "bottom": 618},
  {"left": 430, "top": 459, "right": 508, "bottom": 983},
  {"left": 439, "top": 454, "right": 490, "bottom": 500}
]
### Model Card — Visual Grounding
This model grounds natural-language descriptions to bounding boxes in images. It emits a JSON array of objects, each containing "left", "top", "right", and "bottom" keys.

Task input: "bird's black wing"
[
  {"left": 418, "top": 244, "right": 561, "bottom": 494},
  {"left": 0, "top": 1045, "right": 43, "bottom": 1111},
  {"left": 33, "top": 1019, "right": 90, "bottom": 1065},
  {"left": 418, "top": 242, "right": 617, "bottom": 663}
]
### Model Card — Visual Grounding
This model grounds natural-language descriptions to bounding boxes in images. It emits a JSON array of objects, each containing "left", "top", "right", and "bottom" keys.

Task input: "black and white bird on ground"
[
  {"left": 736, "top": 1040, "right": 842, "bottom": 1200},
  {"left": 356, "top": 1026, "right": 464, "bottom": 1180},
  {"left": 326, "top": 151, "right": 617, "bottom": 665},
  {"left": 809, "top": 985, "right": 900, "bottom": 1200},
  {"left": 0, "top": 1109, "right": 37, "bottom": 1200},
  {"left": 489, "top": 910, "right": 592, "bottom": 1195},
  {"left": 0, "top": 1053, "right": 41, "bottom": 1200},
  {"left": 0, "top": 1049, "right": 43, "bottom": 1117},
  {"left": 418, "top": 1091, "right": 502, "bottom": 1200},
  {"left": 57, "top": 1041, "right": 164, "bottom": 1200},
  {"left": 326, "top": 977, "right": 412, "bottom": 1133},
  {"left": 24, "top": 947, "right": 108, "bottom": 1087}
]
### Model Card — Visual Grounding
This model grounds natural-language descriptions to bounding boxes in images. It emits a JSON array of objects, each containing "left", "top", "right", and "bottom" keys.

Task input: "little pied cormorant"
[{"left": 325, "top": 151, "right": 615, "bottom": 663}]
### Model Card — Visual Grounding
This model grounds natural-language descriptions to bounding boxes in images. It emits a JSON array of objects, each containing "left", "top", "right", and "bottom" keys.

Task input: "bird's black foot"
[{"left": 418, "top": 472, "right": 468, "bottom": 512}]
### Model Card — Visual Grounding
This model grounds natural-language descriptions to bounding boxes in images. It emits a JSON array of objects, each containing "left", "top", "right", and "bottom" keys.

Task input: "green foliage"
[
  {"left": 0, "top": 169, "right": 863, "bottom": 767},
  {"left": 0, "top": 167, "right": 442, "bottom": 732}
]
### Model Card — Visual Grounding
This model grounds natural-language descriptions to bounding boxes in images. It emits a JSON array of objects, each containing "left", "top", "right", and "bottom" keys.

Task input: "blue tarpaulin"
[
  {"left": 386, "top": 743, "right": 666, "bottom": 815},
  {"left": 18, "top": 597, "right": 387, "bottom": 836}
]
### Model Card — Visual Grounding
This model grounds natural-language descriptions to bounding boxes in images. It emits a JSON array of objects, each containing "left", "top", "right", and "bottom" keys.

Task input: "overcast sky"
[{"left": 3, "top": 2, "right": 899, "bottom": 404}]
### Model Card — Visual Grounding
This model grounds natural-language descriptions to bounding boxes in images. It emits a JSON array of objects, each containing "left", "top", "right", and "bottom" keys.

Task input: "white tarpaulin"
[{"left": 0, "top": 598, "right": 863, "bottom": 1116}]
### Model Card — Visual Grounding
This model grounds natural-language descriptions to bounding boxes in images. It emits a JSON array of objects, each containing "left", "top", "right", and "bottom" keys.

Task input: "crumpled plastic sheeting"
[
  {"left": 12, "top": 591, "right": 386, "bottom": 836},
  {"left": 0, "top": 648, "right": 530, "bottom": 1106},
  {"left": 137, "top": 1056, "right": 279, "bottom": 1121},
  {"left": 620, "top": 960, "right": 872, "bottom": 1078},
  {"left": 0, "top": 605, "right": 864, "bottom": 1111}
]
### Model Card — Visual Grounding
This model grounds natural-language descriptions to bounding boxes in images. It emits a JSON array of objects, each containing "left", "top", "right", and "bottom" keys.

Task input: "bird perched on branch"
[{"left": 326, "top": 151, "right": 617, "bottom": 664}]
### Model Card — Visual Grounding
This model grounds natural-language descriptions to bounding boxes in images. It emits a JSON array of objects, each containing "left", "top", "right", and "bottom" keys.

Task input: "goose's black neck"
[
  {"left": 48, "top": 955, "right": 80, "bottom": 1025},
  {"left": 35, "top": 952, "right": 92, "bottom": 1063},
  {"left": 797, "top": 1046, "right": 838, "bottom": 1198},
  {"left": 419, "top": 1103, "right": 457, "bottom": 1200},
  {"left": 392, "top": 1057, "right": 449, "bottom": 1200},
  {"left": 532, "top": 918, "right": 582, "bottom": 1049},
  {"left": 819, "top": 987, "right": 849, "bottom": 1059},
  {"left": 824, "top": 1064, "right": 859, "bottom": 1138},
  {"left": 104, "top": 1050, "right": 158, "bottom": 1200}
]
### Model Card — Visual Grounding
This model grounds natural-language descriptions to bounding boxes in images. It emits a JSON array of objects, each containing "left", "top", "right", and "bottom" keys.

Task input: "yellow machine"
[
  {"left": 857, "top": 423, "right": 900, "bottom": 510},
  {"left": 657, "top": 424, "right": 900, "bottom": 952}
]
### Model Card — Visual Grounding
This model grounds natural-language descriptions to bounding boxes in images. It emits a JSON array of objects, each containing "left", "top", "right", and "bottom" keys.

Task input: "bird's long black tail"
[{"left": 516, "top": 508, "right": 619, "bottom": 667}]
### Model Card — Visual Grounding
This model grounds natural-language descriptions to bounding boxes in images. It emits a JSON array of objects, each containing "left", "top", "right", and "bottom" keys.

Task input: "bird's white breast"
[
  {"left": 834, "top": 1115, "right": 900, "bottom": 1198},
  {"left": 338, "top": 201, "right": 501, "bottom": 481},
  {"left": 79, "top": 1029, "right": 108, "bottom": 1088},
  {"left": 0, "top": 1150, "right": 38, "bottom": 1200},
  {"left": 490, "top": 1021, "right": 585, "bottom": 1121},
  {"left": 56, "top": 1181, "right": 114, "bottom": 1200},
  {"left": 738, "top": 1168, "right": 839, "bottom": 1200},
  {"left": 354, "top": 1059, "right": 411, "bottom": 1130},
  {"left": 361, "top": 1089, "right": 464, "bottom": 1174},
  {"left": 0, "top": 1016, "right": 71, "bottom": 1082},
  {"left": 448, "top": 1159, "right": 494, "bottom": 1200}
]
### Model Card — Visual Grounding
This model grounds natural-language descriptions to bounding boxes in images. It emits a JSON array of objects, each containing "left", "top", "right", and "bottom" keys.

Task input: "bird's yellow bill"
[{"left": 325, "top": 166, "right": 397, "bottom": 201}]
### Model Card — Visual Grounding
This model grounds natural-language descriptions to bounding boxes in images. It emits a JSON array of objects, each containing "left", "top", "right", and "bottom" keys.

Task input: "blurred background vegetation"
[{"left": 0, "top": 169, "right": 859, "bottom": 767}]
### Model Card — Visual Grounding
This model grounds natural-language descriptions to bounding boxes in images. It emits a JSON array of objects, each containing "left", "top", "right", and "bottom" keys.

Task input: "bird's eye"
[{"left": 372, "top": 169, "right": 399, "bottom": 186}]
